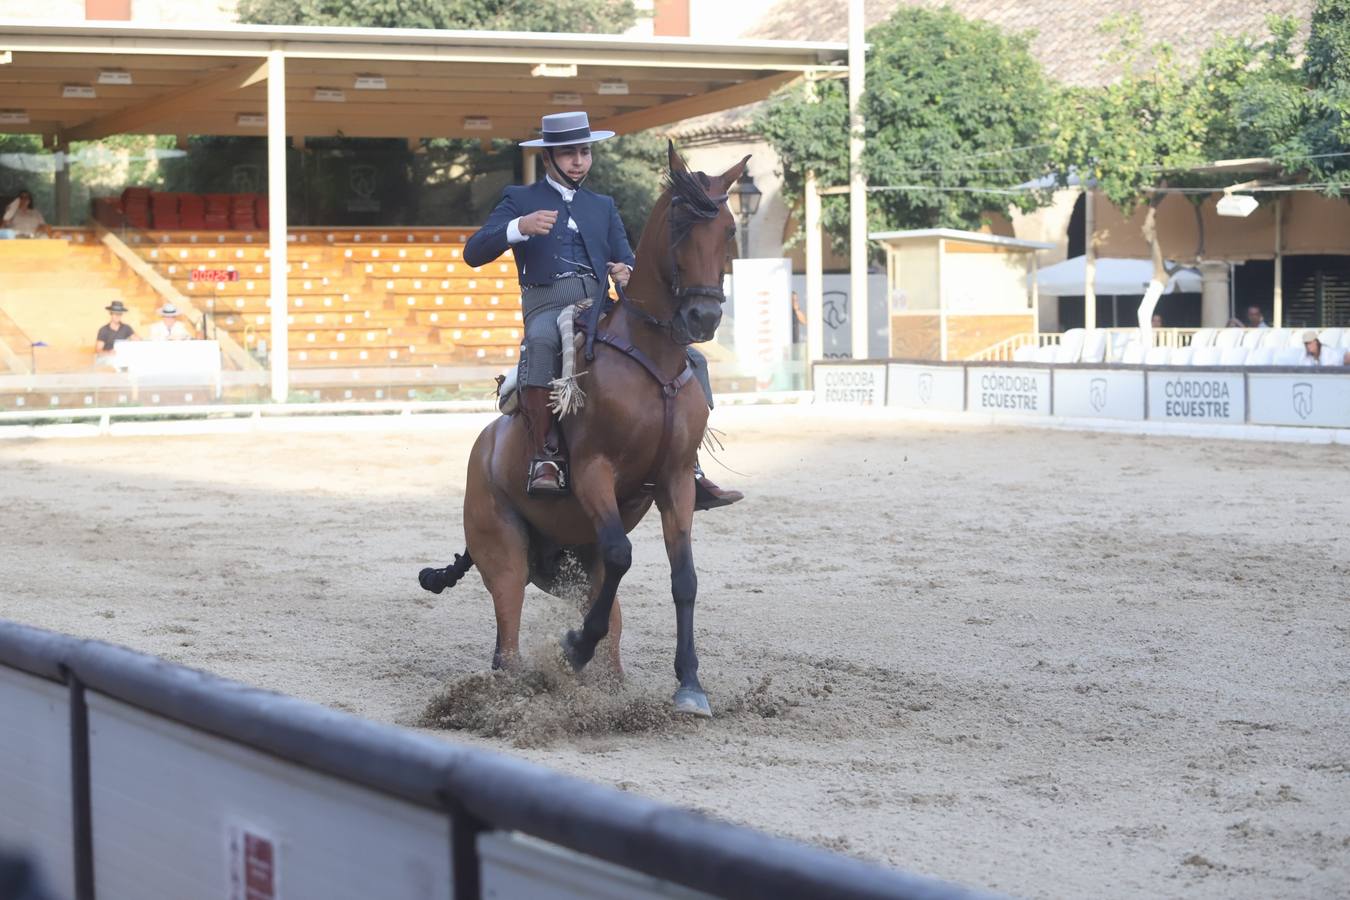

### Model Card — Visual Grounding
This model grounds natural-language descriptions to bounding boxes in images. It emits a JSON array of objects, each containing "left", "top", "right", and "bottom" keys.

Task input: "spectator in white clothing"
[
  {"left": 1299, "top": 329, "right": 1350, "bottom": 366},
  {"left": 1, "top": 190, "right": 52, "bottom": 238},
  {"left": 148, "top": 303, "right": 193, "bottom": 341},
  {"left": 1245, "top": 304, "right": 1269, "bottom": 328}
]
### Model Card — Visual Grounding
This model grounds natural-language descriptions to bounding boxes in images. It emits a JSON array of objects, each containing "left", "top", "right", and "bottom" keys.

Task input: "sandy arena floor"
[{"left": 2, "top": 405, "right": 1348, "bottom": 899}]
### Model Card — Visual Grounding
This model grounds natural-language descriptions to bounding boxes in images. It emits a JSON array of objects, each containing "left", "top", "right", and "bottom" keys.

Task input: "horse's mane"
[{"left": 664, "top": 167, "right": 722, "bottom": 245}]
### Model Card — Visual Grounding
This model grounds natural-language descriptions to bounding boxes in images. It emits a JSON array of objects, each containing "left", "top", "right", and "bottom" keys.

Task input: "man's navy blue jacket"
[{"left": 463, "top": 180, "right": 636, "bottom": 287}]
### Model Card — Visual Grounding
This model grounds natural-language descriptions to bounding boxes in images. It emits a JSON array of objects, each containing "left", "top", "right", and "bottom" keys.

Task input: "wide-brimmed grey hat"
[
  {"left": 105, "top": 300, "right": 129, "bottom": 314},
  {"left": 519, "top": 111, "right": 615, "bottom": 148},
  {"left": 158, "top": 302, "right": 180, "bottom": 317}
]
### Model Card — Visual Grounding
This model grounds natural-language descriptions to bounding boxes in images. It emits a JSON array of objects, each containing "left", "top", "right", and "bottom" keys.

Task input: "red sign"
[
  {"left": 228, "top": 824, "right": 278, "bottom": 900},
  {"left": 191, "top": 269, "right": 240, "bottom": 283}
]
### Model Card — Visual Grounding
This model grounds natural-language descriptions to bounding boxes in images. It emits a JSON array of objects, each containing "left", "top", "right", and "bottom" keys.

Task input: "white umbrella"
[{"left": 1034, "top": 256, "right": 1201, "bottom": 296}]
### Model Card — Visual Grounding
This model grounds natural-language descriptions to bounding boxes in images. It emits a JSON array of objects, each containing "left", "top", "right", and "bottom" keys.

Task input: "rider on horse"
[{"left": 464, "top": 111, "right": 742, "bottom": 509}]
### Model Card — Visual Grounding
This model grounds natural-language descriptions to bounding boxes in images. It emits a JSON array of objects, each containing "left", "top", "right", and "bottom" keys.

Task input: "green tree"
[
  {"left": 237, "top": 0, "right": 638, "bottom": 35},
  {"left": 754, "top": 6, "right": 1054, "bottom": 252}
]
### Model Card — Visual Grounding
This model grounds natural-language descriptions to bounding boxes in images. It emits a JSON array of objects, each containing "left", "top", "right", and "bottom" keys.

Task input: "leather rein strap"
[{"left": 592, "top": 331, "right": 694, "bottom": 494}]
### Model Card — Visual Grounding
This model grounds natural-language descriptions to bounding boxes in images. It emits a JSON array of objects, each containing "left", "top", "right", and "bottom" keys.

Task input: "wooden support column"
[
  {"left": 847, "top": 0, "right": 869, "bottom": 359},
  {"left": 1084, "top": 188, "right": 1096, "bottom": 331},
  {"left": 1273, "top": 198, "right": 1284, "bottom": 328},
  {"left": 267, "top": 49, "right": 289, "bottom": 404}
]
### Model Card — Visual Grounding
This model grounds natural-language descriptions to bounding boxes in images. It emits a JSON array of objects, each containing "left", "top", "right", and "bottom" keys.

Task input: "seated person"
[
  {"left": 1, "top": 189, "right": 53, "bottom": 238},
  {"left": 94, "top": 300, "right": 137, "bottom": 365},
  {"left": 148, "top": 303, "right": 192, "bottom": 341},
  {"left": 1245, "top": 304, "right": 1269, "bottom": 328},
  {"left": 1299, "top": 329, "right": 1350, "bottom": 366},
  {"left": 1151, "top": 313, "right": 1164, "bottom": 329}
]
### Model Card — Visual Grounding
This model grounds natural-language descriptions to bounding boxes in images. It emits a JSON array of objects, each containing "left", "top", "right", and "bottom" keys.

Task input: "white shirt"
[
  {"left": 506, "top": 175, "right": 579, "bottom": 244},
  {"left": 149, "top": 320, "right": 192, "bottom": 341},
  {"left": 1300, "top": 344, "right": 1349, "bottom": 367},
  {"left": 3, "top": 199, "right": 46, "bottom": 236}
]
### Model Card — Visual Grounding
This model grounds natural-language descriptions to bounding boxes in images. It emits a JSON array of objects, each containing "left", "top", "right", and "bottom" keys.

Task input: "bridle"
[{"left": 620, "top": 189, "right": 729, "bottom": 345}]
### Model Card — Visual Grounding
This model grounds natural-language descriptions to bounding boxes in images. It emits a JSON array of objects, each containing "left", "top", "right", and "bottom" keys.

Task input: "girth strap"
[{"left": 593, "top": 331, "right": 694, "bottom": 493}]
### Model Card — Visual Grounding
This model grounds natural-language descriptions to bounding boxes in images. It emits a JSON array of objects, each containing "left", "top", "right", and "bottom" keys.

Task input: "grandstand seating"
[
  {"left": 128, "top": 227, "right": 524, "bottom": 367},
  {"left": 999, "top": 326, "right": 1349, "bottom": 368}
]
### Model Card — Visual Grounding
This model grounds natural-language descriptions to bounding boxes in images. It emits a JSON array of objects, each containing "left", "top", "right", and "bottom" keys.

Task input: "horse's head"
[{"left": 654, "top": 142, "right": 750, "bottom": 344}]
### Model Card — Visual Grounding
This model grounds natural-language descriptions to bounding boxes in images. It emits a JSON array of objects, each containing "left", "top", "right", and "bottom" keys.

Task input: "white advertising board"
[
  {"left": 1053, "top": 369, "right": 1145, "bottom": 421},
  {"left": 1147, "top": 371, "right": 1245, "bottom": 424},
  {"left": 887, "top": 364, "right": 964, "bottom": 411},
  {"left": 1248, "top": 373, "right": 1350, "bottom": 428},
  {"left": 814, "top": 364, "right": 886, "bottom": 406},
  {"left": 967, "top": 367, "right": 1051, "bottom": 416},
  {"left": 731, "top": 258, "right": 793, "bottom": 389}
]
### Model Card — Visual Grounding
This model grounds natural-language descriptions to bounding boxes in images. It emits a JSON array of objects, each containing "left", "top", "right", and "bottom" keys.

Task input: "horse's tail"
[{"left": 418, "top": 550, "right": 474, "bottom": 595}]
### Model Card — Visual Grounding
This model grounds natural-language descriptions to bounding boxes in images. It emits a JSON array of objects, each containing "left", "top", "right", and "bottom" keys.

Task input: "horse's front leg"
[
  {"left": 562, "top": 458, "right": 630, "bottom": 671},
  {"left": 658, "top": 473, "right": 709, "bottom": 717}
]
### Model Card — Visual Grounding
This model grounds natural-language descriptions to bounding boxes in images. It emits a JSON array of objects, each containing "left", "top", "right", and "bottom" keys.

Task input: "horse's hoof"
[
  {"left": 418, "top": 567, "right": 445, "bottom": 594},
  {"left": 560, "top": 630, "right": 590, "bottom": 672},
  {"left": 673, "top": 687, "right": 712, "bottom": 718}
]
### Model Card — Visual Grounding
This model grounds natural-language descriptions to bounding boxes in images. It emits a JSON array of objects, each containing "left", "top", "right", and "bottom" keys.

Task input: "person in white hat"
[
  {"left": 1299, "top": 329, "right": 1350, "bottom": 366},
  {"left": 463, "top": 111, "right": 741, "bottom": 509},
  {"left": 148, "top": 303, "right": 192, "bottom": 341}
]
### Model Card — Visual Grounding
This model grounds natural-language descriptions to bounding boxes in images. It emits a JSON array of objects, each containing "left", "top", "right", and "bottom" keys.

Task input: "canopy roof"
[
  {"left": 1035, "top": 256, "right": 1202, "bottom": 297},
  {"left": 0, "top": 21, "right": 847, "bottom": 142}
]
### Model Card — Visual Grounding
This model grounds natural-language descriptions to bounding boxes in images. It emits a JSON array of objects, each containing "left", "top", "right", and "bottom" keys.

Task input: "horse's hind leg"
[{"left": 465, "top": 483, "right": 530, "bottom": 670}]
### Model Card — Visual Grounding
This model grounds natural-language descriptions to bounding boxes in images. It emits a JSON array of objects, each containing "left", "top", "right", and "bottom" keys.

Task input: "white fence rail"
[{"left": 0, "top": 621, "right": 982, "bottom": 900}]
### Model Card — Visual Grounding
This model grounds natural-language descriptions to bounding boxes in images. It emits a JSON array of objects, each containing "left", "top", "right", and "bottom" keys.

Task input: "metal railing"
[{"left": 970, "top": 327, "right": 1198, "bottom": 362}]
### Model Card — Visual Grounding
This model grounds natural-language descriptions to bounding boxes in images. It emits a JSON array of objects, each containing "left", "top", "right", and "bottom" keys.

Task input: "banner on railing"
[
  {"left": 1147, "top": 372, "right": 1245, "bottom": 424},
  {"left": 813, "top": 365, "right": 886, "bottom": 406},
  {"left": 1053, "top": 369, "right": 1145, "bottom": 421},
  {"left": 1248, "top": 373, "right": 1350, "bottom": 428},
  {"left": 887, "top": 364, "right": 964, "bottom": 411},
  {"left": 967, "top": 367, "right": 1050, "bottom": 416}
]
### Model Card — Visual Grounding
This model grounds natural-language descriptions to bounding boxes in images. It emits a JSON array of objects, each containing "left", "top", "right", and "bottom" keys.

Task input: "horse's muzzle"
[{"left": 680, "top": 300, "right": 723, "bottom": 343}]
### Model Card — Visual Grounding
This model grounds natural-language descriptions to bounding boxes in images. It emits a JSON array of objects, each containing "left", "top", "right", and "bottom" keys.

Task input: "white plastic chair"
[
  {"left": 1319, "top": 327, "right": 1345, "bottom": 347},
  {"left": 1273, "top": 347, "right": 1305, "bottom": 366},
  {"left": 1189, "top": 327, "right": 1216, "bottom": 348},
  {"left": 1214, "top": 328, "right": 1244, "bottom": 349},
  {"left": 1058, "top": 328, "right": 1086, "bottom": 361},
  {"left": 1034, "top": 344, "right": 1058, "bottom": 364},
  {"left": 1053, "top": 343, "right": 1081, "bottom": 363},
  {"left": 1261, "top": 328, "right": 1292, "bottom": 349},
  {"left": 1169, "top": 347, "right": 1194, "bottom": 365},
  {"left": 1219, "top": 346, "right": 1249, "bottom": 366},
  {"left": 1189, "top": 346, "right": 1222, "bottom": 366},
  {"left": 1120, "top": 342, "right": 1145, "bottom": 365},
  {"left": 1246, "top": 346, "right": 1276, "bottom": 366},
  {"left": 1144, "top": 346, "right": 1171, "bottom": 366},
  {"left": 1011, "top": 344, "right": 1038, "bottom": 363},
  {"left": 1080, "top": 329, "right": 1107, "bottom": 363},
  {"left": 1240, "top": 328, "right": 1267, "bottom": 348}
]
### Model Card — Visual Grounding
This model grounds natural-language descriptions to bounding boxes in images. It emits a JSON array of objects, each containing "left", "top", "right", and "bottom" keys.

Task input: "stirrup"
[{"left": 527, "top": 457, "right": 570, "bottom": 496}]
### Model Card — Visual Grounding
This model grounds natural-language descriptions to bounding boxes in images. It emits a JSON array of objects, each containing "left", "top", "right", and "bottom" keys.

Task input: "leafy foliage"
[
  {"left": 754, "top": 6, "right": 1054, "bottom": 250},
  {"left": 236, "top": 0, "right": 638, "bottom": 33}
]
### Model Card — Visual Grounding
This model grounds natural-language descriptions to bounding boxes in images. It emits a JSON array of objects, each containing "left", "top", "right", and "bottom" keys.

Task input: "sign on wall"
[
  {"left": 1053, "top": 369, "right": 1145, "bottom": 421},
  {"left": 967, "top": 367, "right": 1050, "bottom": 416},
  {"left": 887, "top": 364, "right": 964, "bottom": 411},
  {"left": 1147, "top": 372, "right": 1245, "bottom": 424},
  {"left": 1248, "top": 373, "right": 1350, "bottom": 428},
  {"left": 731, "top": 258, "right": 793, "bottom": 389},
  {"left": 814, "top": 365, "right": 886, "bottom": 406}
]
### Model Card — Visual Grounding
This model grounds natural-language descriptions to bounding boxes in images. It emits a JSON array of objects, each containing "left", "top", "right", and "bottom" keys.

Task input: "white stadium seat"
[
  {"left": 1219, "top": 346, "right": 1249, "bottom": 365},
  {"left": 1320, "top": 327, "right": 1345, "bottom": 347},
  {"left": 1144, "top": 346, "right": 1171, "bottom": 366},
  {"left": 1214, "top": 328, "right": 1244, "bottom": 349},
  {"left": 1053, "top": 343, "right": 1081, "bottom": 363},
  {"left": 1169, "top": 346, "right": 1194, "bottom": 365},
  {"left": 1012, "top": 344, "right": 1038, "bottom": 362},
  {"left": 1246, "top": 346, "right": 1276, "bottom": 366},
  {"left": 1189, "top": 346, "right": 1222, "bottom": 366},
  {"left": 1261, "top": 327, "right": 1293, "bottom": 349},
  {"left": 1120, "top": 342, "right": 1145, "bottom": 364},
  {"left": 1058, "top": 328, "right": 1086, "bottom": 362},
  {"left": 1273, "top": 347, "right": 1305, "bottom": 365},
  {"left": 1240, "top": 327, "right": 1266, "bottom": 348},
  {"left": 1189, "top": 327, "right": 1217, "bottom": 348},
  {"left": 1080, "top": 329, "right": 1107, "bottom": 362},
  {"left": 1034, "top": 345, "right": 1058, "bottom": 363},
  {"left": 1287, "top": 329, "right": 1309, "bottom": 347}
]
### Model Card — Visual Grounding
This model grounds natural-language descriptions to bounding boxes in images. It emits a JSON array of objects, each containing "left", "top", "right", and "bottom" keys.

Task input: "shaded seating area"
[{"left": 1009, "top": 326, "right": 1347, "bottom": 366}]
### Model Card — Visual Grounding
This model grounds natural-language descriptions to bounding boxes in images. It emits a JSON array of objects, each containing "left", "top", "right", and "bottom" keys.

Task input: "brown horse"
[{"left": 420, "top": 144, "right": 748, "bottom": 717}]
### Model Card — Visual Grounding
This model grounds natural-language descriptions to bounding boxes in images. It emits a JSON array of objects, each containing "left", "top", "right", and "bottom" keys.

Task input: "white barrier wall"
[
  {"left": 813, "top": 364, "right": 887, "bottom": 406},
  {"left": 0, "top": 668, "right": 74, "bottom": 900},
  {"left": 967, "top": 367, "right": 1051, "bottom": 417},
  {"left": 479, "top": 833, "right": 712, "bottom": 900},
  {"left": 1147, "top": 371, "right": 1245, "bottom": 424},
  {"left": 1248, "top": 373, "right": 1350, "bottom": 428},
  {"left": 887, "top": 364, "right": 965, "bottom": 412},
  {"left": 86, "top": 693, "right": 453, "bottom": 900},
  {"left": 1053, "top": 369, "right": 1145, "bottom": 421}
]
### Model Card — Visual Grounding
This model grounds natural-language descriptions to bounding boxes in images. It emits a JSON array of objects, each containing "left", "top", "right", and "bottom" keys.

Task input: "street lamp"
[{"left": 727, "top": 172, "right": 762, "bottom": 259}]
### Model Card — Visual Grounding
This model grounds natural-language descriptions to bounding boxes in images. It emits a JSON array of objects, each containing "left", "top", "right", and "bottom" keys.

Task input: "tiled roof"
[{"left": 745, "top": 0, "right": 1313, "bottom": 87}]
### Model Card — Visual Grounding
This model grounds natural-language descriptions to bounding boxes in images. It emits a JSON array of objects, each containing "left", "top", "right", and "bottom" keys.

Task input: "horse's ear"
[
  {"left": 717, "top": 154, "right": 752, "bottom": 191},
  {"left": 668, "top": 140, "right": 690, "bottom": 176}
]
